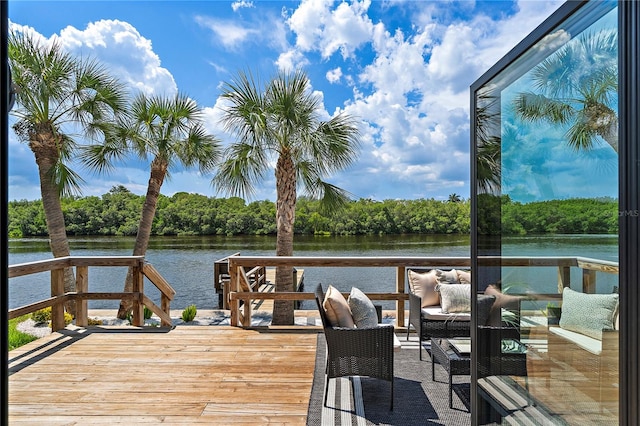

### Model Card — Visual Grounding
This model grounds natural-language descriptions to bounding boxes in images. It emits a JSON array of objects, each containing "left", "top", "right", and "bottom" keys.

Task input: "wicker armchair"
[{"left": 314, "top": 284, "right": 395, "bottom": 410}]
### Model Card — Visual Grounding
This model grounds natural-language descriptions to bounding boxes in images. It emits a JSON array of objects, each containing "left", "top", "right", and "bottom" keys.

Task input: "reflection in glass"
[{"left": 473, "top": 2, "right": 619, "bottom": 424}]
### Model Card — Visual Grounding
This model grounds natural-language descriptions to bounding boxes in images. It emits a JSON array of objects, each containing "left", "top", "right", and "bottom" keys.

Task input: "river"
[{"left": 8, "top": 234, "right": 618, "bottom": 311}]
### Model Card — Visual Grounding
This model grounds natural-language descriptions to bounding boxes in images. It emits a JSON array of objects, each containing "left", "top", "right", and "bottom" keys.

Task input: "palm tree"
[
  {"left": 9, "top": 30, "right": 128, "bottom": 311},
  {"left": 215, "top": 70, "right": 360, "bottom": 325},
  {"left": 448, "top": 193, "right": 462, "bottom": 203},
  {"left": 83, "top": 93, "right": 221, "bottom": 319},
  {"left": 514, "top": 29, "right": 618, "bottom": 153}
]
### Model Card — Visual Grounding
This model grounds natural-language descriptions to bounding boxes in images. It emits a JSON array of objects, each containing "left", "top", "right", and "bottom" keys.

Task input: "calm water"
[{"left": 8, "top": 234, "right": 618, "bottom": 310}]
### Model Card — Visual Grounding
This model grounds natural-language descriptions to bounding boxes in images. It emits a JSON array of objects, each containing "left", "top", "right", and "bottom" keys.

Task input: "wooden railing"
[
  {"left": 8, "top": 256, "right": 176, "bottom": 330},
  {"left": 227, "top": 255, "right": 619, "bottom": 328}
]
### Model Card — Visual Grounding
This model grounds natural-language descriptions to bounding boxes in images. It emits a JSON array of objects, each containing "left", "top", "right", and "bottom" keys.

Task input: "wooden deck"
[{"left": 8, "top": 325, "right": 319, "bottom": 425}]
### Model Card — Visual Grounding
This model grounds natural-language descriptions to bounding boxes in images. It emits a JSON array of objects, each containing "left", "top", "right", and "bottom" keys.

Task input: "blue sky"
[{"left": 8, "top": 0, "right": 570, "bottom": 203}]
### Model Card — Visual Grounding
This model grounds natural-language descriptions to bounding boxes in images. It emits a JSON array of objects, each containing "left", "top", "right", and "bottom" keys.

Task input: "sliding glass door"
[{"left": 471, "top": 1, "right": 621, "bottom": 424}]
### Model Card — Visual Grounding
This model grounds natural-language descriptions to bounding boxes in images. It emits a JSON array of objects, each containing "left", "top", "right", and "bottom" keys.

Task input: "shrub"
[
  {"left": 144, "top": 306, "right": 153, "bottom": 320},
  {"left": 181, "top": 305, "right": 197, "bottom": 322},
  {"left": 31, "top": 308, "right": 51, "bottom": 324},
  {"left": 31, "top": 307, "right": 73, "bottom": 326},
  {"left": 87, "top": 317, "right": 103, "bottom": 326}
]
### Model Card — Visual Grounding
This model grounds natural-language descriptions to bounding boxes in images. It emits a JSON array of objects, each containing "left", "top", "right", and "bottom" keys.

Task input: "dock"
[
  {"left": 214, "top": 254, "right": 304, "bottom": 310},
  {"left": 251, "top": 268, "right": 305, "bottom": 311}
]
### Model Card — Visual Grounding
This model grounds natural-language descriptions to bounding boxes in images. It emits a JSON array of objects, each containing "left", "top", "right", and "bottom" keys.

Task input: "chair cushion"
[
  {"left": 421, "top": 306, "right": 471, "bottom": 321},
  {"left": 348, "top": 287, "right": 379, "bottom": 328},
  {"left": 408, "top": 269, "right": 440, "bottom": 307},
  {"left": 559, "top": 287, "right": 618, "bottom": 341},
  {"left": 323, "top": 285, "right": 355, "bottom": 328},
  {"left": 420, "top": 295, "right": 494, "bottom": 324},
  {"left": 549, "top": 326, "right": 602, "bottom": 355},
  {"left": 436, "top": 283, "right": 471, "bottom": 313}
]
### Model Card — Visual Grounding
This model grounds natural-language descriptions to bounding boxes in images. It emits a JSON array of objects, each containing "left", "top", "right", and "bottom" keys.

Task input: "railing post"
[
  {"left": 557, "top": 266, "right": 571, "bottom": 293},
  {"left": 161, "top": 294, "right": 171, "bottom": 327},
  {"left": 75, "top": 266, "right": 88, "bottom": 327},
  {"left": 51, "top": 268, "right": 65, "bottom": 332},
  {"left": 396, "top": 266, "right": 405, "bottom": 328},
  {"left": 131, "top": 260, "right": 144, "bottom": 326},
  {"left": 229, "top": 259, "right": 240, "bottom": 327}
]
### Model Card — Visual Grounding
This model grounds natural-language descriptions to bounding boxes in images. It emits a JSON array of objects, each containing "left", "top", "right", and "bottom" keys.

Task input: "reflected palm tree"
[
  {"left": 476, "top": 92, "right": 501, "bottom": 195},
  {"left": 514, "top": 29, "right": 618, "bottom": 153}
]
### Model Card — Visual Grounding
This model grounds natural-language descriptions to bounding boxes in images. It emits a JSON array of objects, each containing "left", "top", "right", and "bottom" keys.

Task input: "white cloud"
[
  {"left": 287, "top": 0, "right": 375, "bottom": 59},
  {"left": 194, "top": 15, "right": 259, "bottom": 50},
  {"left": 326, "top": 67, "right": 342, "bottom": 83},
  {"left": 231, "top": 1, "right": 255, "bottom": 12},
  {"left": 275, "top": 49, "right": 309, "bottom": 72},
  {"left": 55, "top": 19, "right": 177, "bottom": 96},
  {"left": 289, "top": 0, "right": 564, "bottom": 200}
]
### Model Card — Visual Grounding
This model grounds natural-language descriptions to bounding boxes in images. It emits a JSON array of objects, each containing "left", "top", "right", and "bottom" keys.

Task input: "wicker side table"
[{"left": 431, "top": 338, "right": 471, "bottom": 408}]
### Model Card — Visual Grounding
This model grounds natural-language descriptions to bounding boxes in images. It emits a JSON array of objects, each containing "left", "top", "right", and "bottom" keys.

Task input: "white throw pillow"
[
  {"left": 559, "top": 287, "right": 618, "bottom": 340},
  {"left": 436, "top": 283, "right": 471, "bottom": 313}
]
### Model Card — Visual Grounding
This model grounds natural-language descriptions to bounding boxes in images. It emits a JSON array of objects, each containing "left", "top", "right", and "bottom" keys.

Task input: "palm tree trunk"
[
  {"left": 32, "top": 132, "right": 76, "bottom": 315},
  {"left": 117, "top": 158, "right": 167, "bottom": 319},
  {"left": 272, "top": 154, "right": 296, "bottom": 325}
]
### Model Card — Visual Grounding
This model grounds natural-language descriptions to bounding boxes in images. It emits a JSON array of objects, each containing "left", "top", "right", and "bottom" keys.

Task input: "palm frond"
[
  {"left": 566, "top": 119, "right": 598, "bottom": 152},
  {"left": 311, "top": 113, "right": 361, "bottom": 173},
  {"left": 177, "top": 123, "right": 222, "bottom": 174},
  {"left": 79, "top": 132, "right": 130, "bottom": 174},
  {"left": 514, "top": 92, "right": 574, "bottom": 124},
  {"left": 213, "top": 142, "right": 268, "bottom": 199},
  {"left": 306, "top": 180, "right": 353, "bottom": 215},
  {"left": 49, "top": 161, "right": 86, "bottom": 198},
  {"left": 220, "top": 70, "right": 268, "bottom": 144}
]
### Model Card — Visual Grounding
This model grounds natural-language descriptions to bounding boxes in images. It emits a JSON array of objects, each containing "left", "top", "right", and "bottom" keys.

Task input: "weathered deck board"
[{"left": 8, "top": 325, "right": 318, "bottom": 425}]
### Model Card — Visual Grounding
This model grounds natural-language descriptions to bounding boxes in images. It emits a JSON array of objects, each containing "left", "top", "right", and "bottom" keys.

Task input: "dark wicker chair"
[
  {"left": 408, "top": 292, "right": 472, "bottom": 360},
  {"left": 314, "top": 283, "right": 395, "bottom": 410}
]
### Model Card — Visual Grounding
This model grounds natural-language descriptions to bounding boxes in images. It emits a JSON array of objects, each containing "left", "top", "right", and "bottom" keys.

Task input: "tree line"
[{"left": 8, "top": 187, "right": 617, "bottom": 238}]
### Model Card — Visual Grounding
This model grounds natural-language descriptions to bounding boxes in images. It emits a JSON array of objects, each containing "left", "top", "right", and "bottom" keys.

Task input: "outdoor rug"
[{"left": 307, "top": 333, "right": 471, "bottom": 425}]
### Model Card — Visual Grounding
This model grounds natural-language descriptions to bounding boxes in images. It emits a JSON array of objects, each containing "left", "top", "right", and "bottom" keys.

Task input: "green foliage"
[
  {"left": 31, "top": 308, "right": 51, "bottom": 324},
  {"left": 125, "top": 308, "right": 154, "bottom": 325},
  {"left": 8, "top": 189, "right": 618, "bottom": 237},
  {"left": 144, "top": 306, "right": 153, "bottom": 320},
  {"left": 181, "top": 305, "right": 197, "bottom": 322},
  {"left": 9, "top": 315, "right": 39, "bottom": 350},
  {"left": 30, "top": 307, "right": 73, "bottom": 327},
  {"left": 87, "top": 317, "right": 104, "bottom": 326},
  {"left": 501, "top": 197, "right": 618, "bottom": 235}
]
